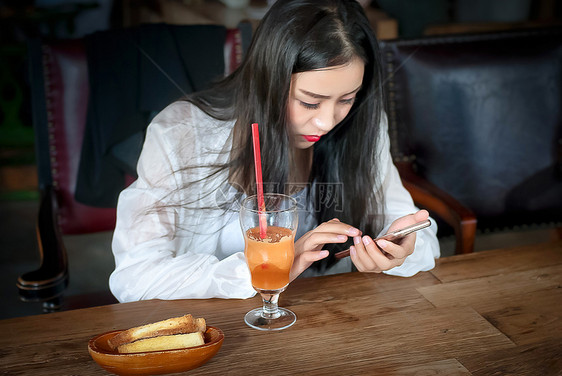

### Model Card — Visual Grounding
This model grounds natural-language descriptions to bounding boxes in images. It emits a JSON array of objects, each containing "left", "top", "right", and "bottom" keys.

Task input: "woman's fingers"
[
  {"left": 380, "top": 210, "right": 427, "bottom": 259},
  {"left": 351, "top": 232, "right": 416, "bottom": 272},
  {"left": 387, "top": 210, "right": 429, "bottom": 233},
  {"left": 290, "top": 250, "right": 329, "bottom": 281},
  {"left": 317, "top": 219, "right": 362, "bottom": 237},
  {"left": 295, "top": 218, "right": 361, "bottom": 254},
  {"left": 376, "top": 237, "right": 411, "bottom": 260},
  {"left": 292, "top": 218, "right": 363, "bottom": 280},
  {"left": 350, "top": 235, "right": 389, "bottom": 272},
  {"left": 300, "top": 250, "right": 329, "bottom": 263},
  {"left": 301, "top": 231, "right": 351, "bottom": 251}
]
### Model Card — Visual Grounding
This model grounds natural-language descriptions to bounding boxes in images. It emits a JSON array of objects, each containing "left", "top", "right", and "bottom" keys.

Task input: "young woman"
[{"left": 110, "top": 0, "right": 439, "bottom": 302}]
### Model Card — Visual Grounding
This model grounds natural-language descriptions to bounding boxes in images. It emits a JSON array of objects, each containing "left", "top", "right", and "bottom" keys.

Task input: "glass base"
[{"left": 244, "top": 307, "right": 296, "bottom": 331}]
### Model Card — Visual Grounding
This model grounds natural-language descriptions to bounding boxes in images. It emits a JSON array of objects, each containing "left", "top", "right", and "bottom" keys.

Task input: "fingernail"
[
  {"left": 353, "top": 236, "right": 361, "bottom": 245},
  {"left": 377, "top": 239, "right": 388, "bottom": 248},
  {"left": 362, "top": 236, "right": 371, "bottom": 246},
  {"left": 337, "top": 235, "right": 347, "bottom": 241},
  {"left": 320, "top": 250, "right": 329, "bottom": 258},
  {"left": 350, "top": 246, "right": 356, "bottom": 257},
  {"left": 347, "top": 227, "right": 360, "bottom": 236}
]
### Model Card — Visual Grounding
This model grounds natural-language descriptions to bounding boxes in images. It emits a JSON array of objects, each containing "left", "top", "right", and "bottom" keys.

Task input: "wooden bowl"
[{"left": 88, "top": 326, "right": 224, "bottom": 375}]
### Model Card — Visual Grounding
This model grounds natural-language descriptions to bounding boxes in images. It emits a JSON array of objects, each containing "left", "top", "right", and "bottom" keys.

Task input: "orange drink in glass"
[
  {"left": 245, "top": 225, "right": 294, "bottom": 290},
  {"left": 239, "top": 194, "right": 298, "bottom": 331}
]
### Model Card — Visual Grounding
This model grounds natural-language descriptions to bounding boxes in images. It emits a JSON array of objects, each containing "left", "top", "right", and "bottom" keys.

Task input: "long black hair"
[{"left": 187, "top": 0, "right": 385, "bottom": 270}]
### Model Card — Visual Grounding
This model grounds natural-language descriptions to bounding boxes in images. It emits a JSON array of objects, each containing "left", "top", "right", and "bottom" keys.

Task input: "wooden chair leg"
[
  {"left": 17, "top": 186, "right": 69, "bottom": 306},
  {"left": 455, "top": 218, "right": 477, "bottom": 255},
  {"left": 42, "top": 297, "right": 64, "bottom": 313}
]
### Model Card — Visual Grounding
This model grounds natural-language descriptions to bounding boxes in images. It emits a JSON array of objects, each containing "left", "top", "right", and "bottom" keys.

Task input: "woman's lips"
[{"left": 302, "top": 135, "right": 321, "bottom": 142}]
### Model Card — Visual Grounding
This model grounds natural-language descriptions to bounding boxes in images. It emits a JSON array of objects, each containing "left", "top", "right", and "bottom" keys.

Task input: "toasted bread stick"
[
  {"left": 117, "top": 332, "right": 205, "bottom": 353},
  {"left": 108, "top": 314, "right": 206, "bottom": 350}
]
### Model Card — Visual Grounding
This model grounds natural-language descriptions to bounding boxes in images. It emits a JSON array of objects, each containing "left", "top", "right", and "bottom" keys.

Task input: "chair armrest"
[
  {"left": 396, "top": 162, "right": 477, "bottom": 254},
  {"left": 17, "top": 186, "right": 68, "bottom": 305}
]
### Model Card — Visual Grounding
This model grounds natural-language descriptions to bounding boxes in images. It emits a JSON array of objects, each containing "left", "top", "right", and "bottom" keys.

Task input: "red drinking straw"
[{"left": 251, "top": 123, "right": 267, "bottom": 239}]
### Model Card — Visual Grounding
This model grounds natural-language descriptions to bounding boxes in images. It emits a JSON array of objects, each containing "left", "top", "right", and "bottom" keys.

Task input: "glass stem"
[{"left": 260, "top": 293, "right": 280, "bottom": 319}]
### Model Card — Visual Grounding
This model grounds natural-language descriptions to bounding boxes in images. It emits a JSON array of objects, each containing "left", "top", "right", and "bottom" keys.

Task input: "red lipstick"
[{"left": 303, "top": 135, "right": 321, "bottom": 142}]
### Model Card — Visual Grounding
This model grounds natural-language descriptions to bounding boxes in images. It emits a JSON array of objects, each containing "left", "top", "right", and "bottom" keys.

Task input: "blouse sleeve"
[
  {"left": 109, "top": 102, "right": 255, "bottom": 302},
  {"left": 376, "top": 114, "right": 440, "bottom": 277}
]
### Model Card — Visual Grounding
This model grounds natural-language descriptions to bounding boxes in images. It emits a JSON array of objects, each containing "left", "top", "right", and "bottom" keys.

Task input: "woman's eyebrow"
[{"left": 299, "top": 86, "right": 362, "bottom": 99}]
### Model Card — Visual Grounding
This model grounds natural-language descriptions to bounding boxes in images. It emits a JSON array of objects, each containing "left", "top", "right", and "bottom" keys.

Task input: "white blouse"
[{"left": 109, "top": 101, "right": 440, "bottom": 302}]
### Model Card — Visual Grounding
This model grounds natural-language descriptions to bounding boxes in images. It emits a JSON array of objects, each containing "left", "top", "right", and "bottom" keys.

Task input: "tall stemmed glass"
[{"left": 239, "top": 193, "right": 298, "bottom": 331}]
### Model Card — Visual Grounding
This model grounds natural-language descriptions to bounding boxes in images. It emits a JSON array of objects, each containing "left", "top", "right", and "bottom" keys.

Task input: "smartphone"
[{"left": 334, "top": 219, "right": 431, "bottom": 260}]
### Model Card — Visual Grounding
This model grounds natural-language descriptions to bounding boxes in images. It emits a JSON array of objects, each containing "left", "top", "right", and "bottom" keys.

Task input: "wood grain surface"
[{"left": 1, "top": 240, "right": 560, "bottom": 375}]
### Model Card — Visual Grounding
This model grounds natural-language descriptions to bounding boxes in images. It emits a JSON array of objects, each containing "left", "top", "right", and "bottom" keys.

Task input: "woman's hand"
[
  {"left": 350, "top": 210, "right": 429, "bottom": 273},
  {"left": 290, "top": 218, "right": 361, "bottom": 281}
]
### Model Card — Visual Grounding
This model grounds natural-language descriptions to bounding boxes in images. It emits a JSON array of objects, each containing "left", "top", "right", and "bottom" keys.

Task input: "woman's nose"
[{"left": 313, "top": 107, "right": 336, "bottom": 132}]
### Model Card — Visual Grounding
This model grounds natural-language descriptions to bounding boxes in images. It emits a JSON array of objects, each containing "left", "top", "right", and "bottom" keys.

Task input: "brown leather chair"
[
  {"left": 17, "top": 23, "right": 250, "bottom": 313},
  {"left": 380, "top": 27, "right": 562, "bottom": 254}
]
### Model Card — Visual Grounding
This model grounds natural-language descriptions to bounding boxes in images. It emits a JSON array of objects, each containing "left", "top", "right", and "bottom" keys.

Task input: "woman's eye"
[
  {"left": 340, "top": 98, "right": 355, "bottom": 105},
  {"left": 300, "top": 101, "right": 319, "bottom": 110}
]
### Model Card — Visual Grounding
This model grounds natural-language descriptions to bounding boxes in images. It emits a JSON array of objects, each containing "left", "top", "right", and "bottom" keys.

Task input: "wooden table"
[{"left": 1, "top": 240, "right": 561, "bottom": 375}]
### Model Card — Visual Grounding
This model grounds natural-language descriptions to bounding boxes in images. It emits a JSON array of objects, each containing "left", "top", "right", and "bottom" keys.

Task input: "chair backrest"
[
  {"left": 28, "top": 24, "right": 249, "bottom": 236},
  {"left": 380, "top": 27, "right": 562, "bottom": 231}
]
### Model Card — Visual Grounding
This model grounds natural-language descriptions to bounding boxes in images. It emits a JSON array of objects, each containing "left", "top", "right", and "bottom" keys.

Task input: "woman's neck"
[
  {"left": 227, "top": 127, "right": 313, "bottom": 192},
  {"left": 289, "top": 147, "right": 313, "bottom": 185}
]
